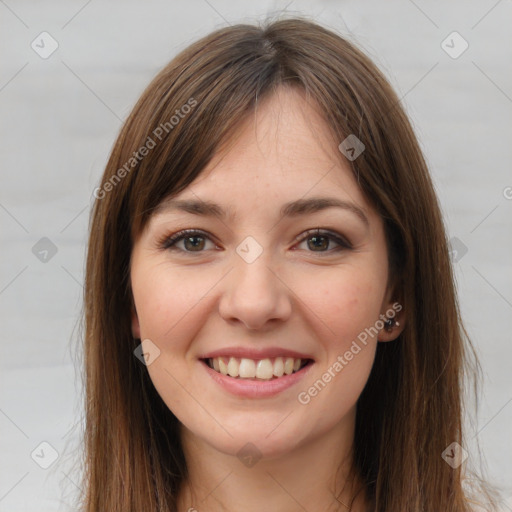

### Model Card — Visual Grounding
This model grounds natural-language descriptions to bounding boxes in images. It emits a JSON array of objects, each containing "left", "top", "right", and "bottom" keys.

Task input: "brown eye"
[
  {"left": 307, "top": 234, "right": 330, "bottom": 251},
  {"left": 182, "top": 235, "right": 206, "bottom": 251},
  {"left": 296, "top": 229, "right": 352, "bottom": 254},
  {"left": 159, "top": 229, "right": 216, "bottom": 253}
]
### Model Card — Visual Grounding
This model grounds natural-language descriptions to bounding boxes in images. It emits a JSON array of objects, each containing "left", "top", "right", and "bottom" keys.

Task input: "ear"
[
  {"left": 131, "top": 307, "right": 141, "bottom": 339},
  {"left": 377, "top": 285, "right": 405, "bottom": 342},
  {"left": 377, "top": 303, "right": 405, "bottom": 342}
]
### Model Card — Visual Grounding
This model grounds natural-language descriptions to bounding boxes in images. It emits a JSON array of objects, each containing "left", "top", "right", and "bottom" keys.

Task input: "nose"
[{"left": 218, "top": 251, "right": 292, "bottom": 331}]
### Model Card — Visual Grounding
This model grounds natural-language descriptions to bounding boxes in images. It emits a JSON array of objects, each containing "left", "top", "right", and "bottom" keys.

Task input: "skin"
[{"left": 130, "top": 86, "right": 405, "bottom": 512}]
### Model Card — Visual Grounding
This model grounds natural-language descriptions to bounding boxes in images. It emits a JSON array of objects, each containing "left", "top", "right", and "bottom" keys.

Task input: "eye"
[
  {"left": 158, "top": 228, "right": 352, "bottom": 255},
  {"left": 294, "top": 229, "right": 352, "bottom": 254},
  {"left": 158, "top": 229, "right": 217, "bottom": 253}
]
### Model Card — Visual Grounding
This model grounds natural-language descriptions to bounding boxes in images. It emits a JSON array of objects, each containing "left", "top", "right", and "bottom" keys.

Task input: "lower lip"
[{"left": 201, "top": 360, "right": 314, "bottom": 398}]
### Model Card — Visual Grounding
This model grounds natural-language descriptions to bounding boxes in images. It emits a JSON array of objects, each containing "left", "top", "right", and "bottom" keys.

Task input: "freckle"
[{"left": 347, "top": 295, "right": 359, "bottom": 307}]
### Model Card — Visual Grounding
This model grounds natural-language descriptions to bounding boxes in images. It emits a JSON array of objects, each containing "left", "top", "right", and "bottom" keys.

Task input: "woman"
[{"left": 81, "top": 16, "right": 499, "bottom": 511}]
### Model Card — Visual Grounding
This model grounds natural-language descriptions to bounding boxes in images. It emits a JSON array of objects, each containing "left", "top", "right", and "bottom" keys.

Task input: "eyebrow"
[{"left": 155, "top": 197, "right": 369, "bottom": 226}]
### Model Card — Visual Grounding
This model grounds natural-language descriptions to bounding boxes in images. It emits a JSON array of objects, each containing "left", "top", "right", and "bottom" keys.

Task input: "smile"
[{"left": 205, "top": 356, "right": 311, "bottom": 380}]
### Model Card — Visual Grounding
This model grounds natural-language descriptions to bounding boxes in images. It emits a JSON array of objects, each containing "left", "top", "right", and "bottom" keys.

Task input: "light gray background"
[{"left": 1, "top": 1, "right": 511, "bottom": 510}]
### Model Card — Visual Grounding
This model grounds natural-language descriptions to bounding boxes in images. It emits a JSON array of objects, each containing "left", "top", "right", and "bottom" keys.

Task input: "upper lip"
[{"left": 199, "top": 347, "right": 314, "bottom": 360}]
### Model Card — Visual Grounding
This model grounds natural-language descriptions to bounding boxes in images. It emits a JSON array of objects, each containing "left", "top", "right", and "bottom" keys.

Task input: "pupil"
[
  {"left": 308, "top": 236, "right": 328, "bottom": 251},
  {"left": 183, "top": 235, "right": 329, "bottom": 252},
  {"left": 185, "top": 236, "right": 204, "bottom": 251}
]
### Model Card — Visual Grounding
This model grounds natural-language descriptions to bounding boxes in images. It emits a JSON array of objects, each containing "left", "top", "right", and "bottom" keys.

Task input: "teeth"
[
  {"left": 256, "top": 359, "right": 273, "bottom": 379},
  {"left": 227, "top": 357, "right": 239, "bottom": 377},
  {"left": 207, "top": 356, "right": 307, "bottom": 380},
  {"left": 273, "top": 357, "right": 284, "bottom": 377},
  {"left": 239, "top": 358, "right": 256, "bottom": 378},
  {"left": 218, "top": 358, "right": 228, "bottom": 376}
]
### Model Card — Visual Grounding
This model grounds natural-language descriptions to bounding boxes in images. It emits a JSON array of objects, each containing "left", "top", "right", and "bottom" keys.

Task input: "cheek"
[
  {"left": 131, "top": 264, "right": 214, "bottom": 419},
  {"left": 131, "top": 263, "right": 211, "bottom": 348},
  {"left": 292, "top": 265, "right": 384, "bottom": 410},
  {"left": 296, "top": 263, "right": 385, "bottom": 346}
]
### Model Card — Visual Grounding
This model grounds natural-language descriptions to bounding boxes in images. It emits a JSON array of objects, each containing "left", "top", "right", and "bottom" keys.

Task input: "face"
[{"left": 130, "top": 87, "right": 403, "bottom": 461}]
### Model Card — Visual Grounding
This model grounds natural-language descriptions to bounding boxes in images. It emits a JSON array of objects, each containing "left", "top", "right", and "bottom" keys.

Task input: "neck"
[{"left": 177, "top": 408, "right": 368, "bottom": 512}]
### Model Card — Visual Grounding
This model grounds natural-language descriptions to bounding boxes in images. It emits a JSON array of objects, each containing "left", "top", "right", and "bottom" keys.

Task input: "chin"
[
  {"left": 210, "top": 432, "right": 305, "bottom": 462},
  {"left": 185, "top": 410, "right": 318, "bottom": 463}
]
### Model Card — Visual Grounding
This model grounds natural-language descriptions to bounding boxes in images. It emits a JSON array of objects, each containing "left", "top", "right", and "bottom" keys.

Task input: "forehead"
[{"left": 167, "top": 87, "right": 368, "bottom": 214}]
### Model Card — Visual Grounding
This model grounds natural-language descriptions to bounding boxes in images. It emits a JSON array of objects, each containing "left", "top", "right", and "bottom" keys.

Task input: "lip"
[
  {"left": 200, "top": 358, "right": 314, "bottom": 398},
  {"left": 198, "top": 347, "right": 314, "bottom": 360}
]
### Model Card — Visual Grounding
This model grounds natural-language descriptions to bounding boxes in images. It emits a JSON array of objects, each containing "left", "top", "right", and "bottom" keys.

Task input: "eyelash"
[{"left": 157, "top": 228, "right": 353, "bottom": 255}]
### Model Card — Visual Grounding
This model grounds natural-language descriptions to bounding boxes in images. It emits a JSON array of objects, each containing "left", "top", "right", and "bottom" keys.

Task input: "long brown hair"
[{"left": 79, "top": 15, "right": 499, "bottom": 511}]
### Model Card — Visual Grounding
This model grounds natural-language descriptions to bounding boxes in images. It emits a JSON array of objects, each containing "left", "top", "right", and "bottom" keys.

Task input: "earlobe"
[
  {"left": 378, "top": 302, "right": 405, "bottom": 342},
  {"left": 131, "top": 309, "right": 141, "bottom": 339}
]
